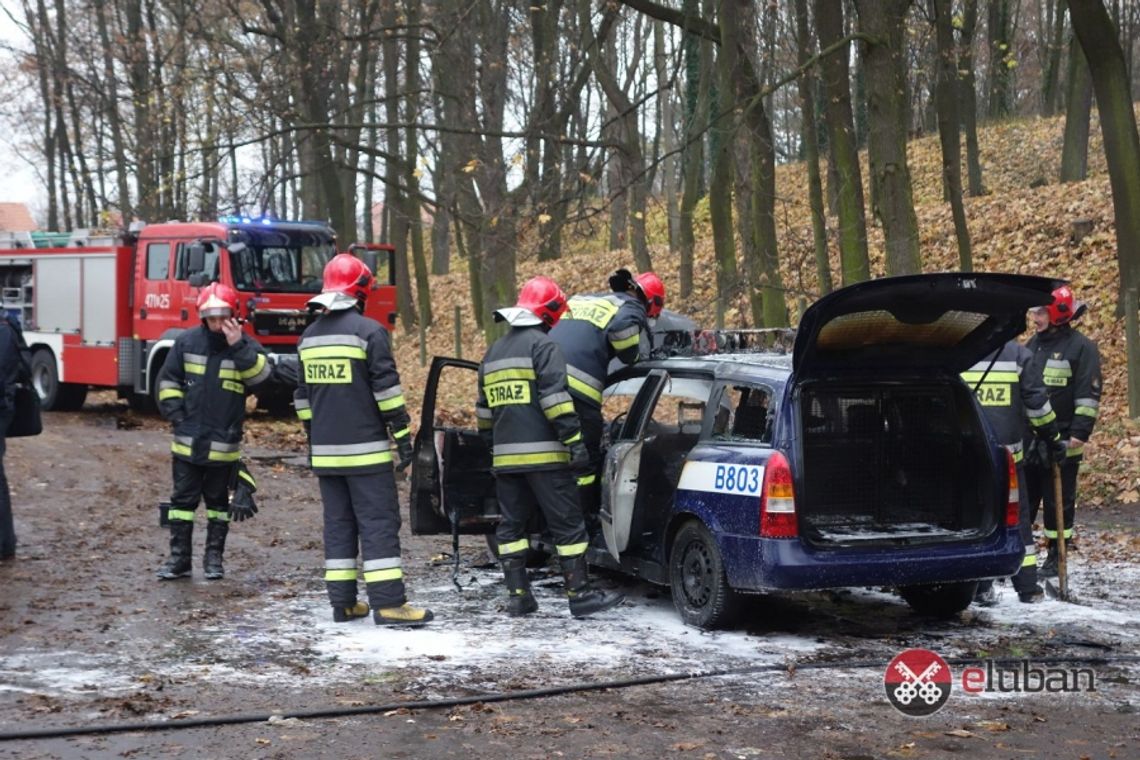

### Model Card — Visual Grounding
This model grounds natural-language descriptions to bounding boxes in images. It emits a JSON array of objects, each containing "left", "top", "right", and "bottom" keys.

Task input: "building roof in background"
[{"left": 0, "top": 203, "right": 36, "bottom": 232}]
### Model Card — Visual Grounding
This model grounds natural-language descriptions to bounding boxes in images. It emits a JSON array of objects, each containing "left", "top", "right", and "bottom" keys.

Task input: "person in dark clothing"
[
  {"left": 478, "top": 276, "right": 625, "bottom": 619},
  {"left": 549, "top": 269, "right": 665, "bottom": 523},
  {"left": 0, "top": 315, "right": 30, "bottom": 561},
  {"left": 961, "top": 340, "right": 1064, "bottom": 605},
  {"left": 294, "top": 253, "right": 431, "bottom": 626},
  {"left": 1023, "top": 285, "right": 1103, "bottom": 579},
  {"left": 156, "top": 283, "right": 272, "bottom": 580}
]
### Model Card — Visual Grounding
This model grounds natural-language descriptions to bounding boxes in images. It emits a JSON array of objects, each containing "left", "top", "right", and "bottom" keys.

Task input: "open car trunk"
[{"left": 797, "top": 379, "right": 999, "bottom": 546}]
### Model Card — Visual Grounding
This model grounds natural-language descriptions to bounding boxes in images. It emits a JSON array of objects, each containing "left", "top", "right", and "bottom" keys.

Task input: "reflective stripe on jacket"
[
  {"left": 1025, "top": 325, "right": 1102, "bottom": 446},
  {"left": 549, "top": 292, "right": 648, "bottom": 407},
  {"left": 294, "top": 307, "right": 411, "bottom": 475},
  {"left": 477, "top": 324, "right": 582, "bottom": 472},
  {"left": 157, "top": 326, "right": 270, "bottom": 466},
  {"left": 960, "top": 340, "right": 1059, "bottom": 461}
]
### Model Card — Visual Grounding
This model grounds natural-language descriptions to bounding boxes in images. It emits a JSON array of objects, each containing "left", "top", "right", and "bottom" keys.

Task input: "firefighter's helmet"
[
  {"left": 196, "top": 283, "right": 239, "bottom": 319},
  {"left": 633, "top": 272, "right": 666, "bottom": 319},
  {"left": 516, "top": 276, "right": 569, "bottom": 327},
  {"left": 322, "top": 253, "right": 374, "bottom": 302},
  {"left": 1046, "top": 285, "right": 1076, "bottom": 326}
]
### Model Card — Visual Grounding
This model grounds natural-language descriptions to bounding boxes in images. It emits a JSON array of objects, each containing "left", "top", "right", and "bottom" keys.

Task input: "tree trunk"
[
  {"left": 1042, "top": 0, "right": 1068, "bottom": 116},
  {"left": 854, "top": 0, "right": 922, "bottom": 276},
  {"left": 986, "top": 0, "right": 1013, "bottom": 119},
  {"left": 95, "top": 1, "right": 131, "bottom": 220},
  {"left": 382, "top": 0, "right": 416, "bottom": 333},
  {"left": 815, "top": 0, "right": 870, "bottom": 285},
  {"left": 725, "top": 0, "right": 786, "bottom": 327},
  {"left": 678, "top": 0, "right": 708, "bottom": 298},
  {"left": 1069, "top": 0, "right": 1140, "bottom": 332},
  {"left": 934, "top": 0, "right": 973, "bottom": 270},
  {"left": 793, "top": 0, "right": 833, "bottom": 296},
  {"left": 1060, "top": 33, "right": 1093, "bottom": 183},
  {"left": 958, "top": 0, "right": 986, "bottom": 195},
  {"left": 404, "top": 0, "right": 432, "bottom": 328},
  {"left": 654, "top": 21, "right": 681, "bottom": 253},
  {"left": 710, "top": 15, "right": 737, "bottom": 329}
]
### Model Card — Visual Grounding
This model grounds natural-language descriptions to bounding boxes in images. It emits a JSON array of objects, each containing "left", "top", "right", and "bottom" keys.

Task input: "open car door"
[
  {"left": 410, "top": 356, "right": 498, "bottom": 536},
  {"left": 600, "top": 369, "right": 669, "bottom": 560}
]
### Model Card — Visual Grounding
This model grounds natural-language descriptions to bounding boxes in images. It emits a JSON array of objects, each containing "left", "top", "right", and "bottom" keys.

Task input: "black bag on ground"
[{"left": 7, "top": 383, "right": 41, "bottom": 438}]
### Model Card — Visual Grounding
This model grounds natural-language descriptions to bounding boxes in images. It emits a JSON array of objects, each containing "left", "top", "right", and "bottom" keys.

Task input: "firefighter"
[
  {"left": 961, "top": 339, "right": 1064, "bottom": 605},
  {"left": 156, "top": 283, "right": 272, "bottom": 581},
  {"left": 294, "top": 253, "right": 432, "bottom": 626},
  {"left": 0, "top": 313, "right": 30, "bottom": 561},
  {"left": 478, "top": 276, "right": 625, "bottom": 618},
  {"left": 549, "top": 269, "right": 665, "bottom": 523},
  {"left": 1023, "top": 285, "right": 1103, "bottom": 579}
]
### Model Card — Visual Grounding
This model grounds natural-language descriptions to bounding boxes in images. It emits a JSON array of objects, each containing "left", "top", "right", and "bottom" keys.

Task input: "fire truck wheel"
[{"left": 30, "top": 349, "right": 88, "bottom": 412}]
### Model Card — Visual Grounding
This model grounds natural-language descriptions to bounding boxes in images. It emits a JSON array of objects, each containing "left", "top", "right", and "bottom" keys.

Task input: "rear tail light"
[
  {"left": 1005, "top": 450, "right": 1020, "bottom": 527},
  {"left": 760, "top": 451, "right": 797, "bottom": 538}
]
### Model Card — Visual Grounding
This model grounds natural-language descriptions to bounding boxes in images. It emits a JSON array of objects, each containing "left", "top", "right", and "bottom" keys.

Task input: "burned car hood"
[{"left": 793, "top": 273, "right": 1063, "bottom": 377}]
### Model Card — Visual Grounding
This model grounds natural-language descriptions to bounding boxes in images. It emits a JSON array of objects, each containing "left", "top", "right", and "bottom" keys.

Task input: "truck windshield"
[{"left": 228, "top": 229, "right": 336, "bottom": 293}]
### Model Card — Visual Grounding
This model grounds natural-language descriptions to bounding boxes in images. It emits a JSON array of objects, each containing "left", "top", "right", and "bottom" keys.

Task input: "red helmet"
[
  {"left": 516, "top": 276, "right": 569, "bottom": 327},
  {"left": 1046, "top": 285, "right": 1075, "bottom": 326},
  {"left": 322, "top": 253, "right": 374, "bottom": 302},
  {"left": 634, "top": 272, "right": 666, "bottom": 319},
  {"left": 196, "top": 282, "right": 239, "bottom": 319}
]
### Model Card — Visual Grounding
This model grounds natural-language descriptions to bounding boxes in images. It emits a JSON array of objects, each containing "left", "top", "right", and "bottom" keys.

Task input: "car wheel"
[
  {"left": 899, "top": 581, "right": 979, "bottom": 618},
  {"left": 669, "top": 521, "right": 738, "bottom": 629},
  {"left": 31, "top": 349, "right": 87, "bottom": 411}
]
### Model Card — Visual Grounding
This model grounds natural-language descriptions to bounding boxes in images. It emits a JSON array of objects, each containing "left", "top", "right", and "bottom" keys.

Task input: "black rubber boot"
[
  {"left": 561, "top": 554, "right": 624, "bottom": 618},
  {"left": 203, "top": 520, "right": 229, "bottom": 580},
  {"left": 157, "top": 521, "right": 193, "bottom": 580},
  {"left": 502, "top": 555, "right": 538, "bottom": 617}
]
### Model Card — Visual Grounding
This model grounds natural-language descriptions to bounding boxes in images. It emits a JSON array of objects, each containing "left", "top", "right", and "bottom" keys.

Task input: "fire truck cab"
[{"left": 0, "top": 217, "right": 396, "bottom": 412}]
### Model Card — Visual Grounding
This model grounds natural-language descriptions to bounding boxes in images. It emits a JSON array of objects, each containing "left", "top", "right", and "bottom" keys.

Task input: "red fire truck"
[{"left": 0, "top": 217, "right": 396, "bottom": 412}]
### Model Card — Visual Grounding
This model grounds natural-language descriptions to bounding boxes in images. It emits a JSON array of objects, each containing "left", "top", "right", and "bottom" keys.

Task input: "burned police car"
[{"left": 411, "top": 273, "right": 1061, "bottom": 628}]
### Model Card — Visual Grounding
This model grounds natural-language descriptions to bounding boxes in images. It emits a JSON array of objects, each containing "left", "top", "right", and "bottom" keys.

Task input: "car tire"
[
  {"left": 669, "top": 521, "right": 739, "bottom": 629},
  {"left": 899, "top": 581, "right": 979, "bottom": 618},
  {"left": 31, "top": 349, "right": 87, "bottom": 411}
]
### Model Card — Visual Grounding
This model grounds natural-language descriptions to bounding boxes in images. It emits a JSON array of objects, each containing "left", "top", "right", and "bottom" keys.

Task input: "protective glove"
[
  {"left": 228, "top": 461, "right": 259, "bottom": 522},
  {"left": 229, "top": 482, "right": 259, "bottom": 522},
  {"left": 395, "top": 437, "right": 415, "bottom": 473},
  {"left": 1047, "top": 436, "right": 1068, "bottom": 464},
  {"left": 568, "top": 440, "right": 592, "bottom": 477}
]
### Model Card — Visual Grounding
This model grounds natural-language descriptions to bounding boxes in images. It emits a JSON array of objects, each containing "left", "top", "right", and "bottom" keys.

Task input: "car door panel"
[
  {"left": 410, "top": 356, "right": 496, "bottom": 536},
  {"left": 601, "top": 370, "right": 668, "bottom": 560}
]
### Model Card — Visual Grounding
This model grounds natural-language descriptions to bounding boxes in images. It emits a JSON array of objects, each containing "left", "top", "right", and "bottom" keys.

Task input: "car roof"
[{"left": 616, "top": 352, "right": 792, "bottom": 386}]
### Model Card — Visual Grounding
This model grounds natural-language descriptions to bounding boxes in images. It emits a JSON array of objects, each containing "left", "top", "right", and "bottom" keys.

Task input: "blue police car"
[{"left": 411, "top": 273, "right": 1060, "bottom": 628}]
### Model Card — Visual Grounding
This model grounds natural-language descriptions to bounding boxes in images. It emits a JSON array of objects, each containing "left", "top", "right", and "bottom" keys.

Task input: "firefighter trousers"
[
  {"left": 575, "top": 401, "right": 604, "bottom": 519},
  {"left": 1024, "top": 457, "right": 1080, "bottom": 542},
  {"left": 318, "top": 470, "right": 406, "bottom": 610},
  {"left": 169, "top": 458, "right": 231, "bottom": 523},
  {"left": 494, "top": 468, "right": 588, "bottom": 559},
  {"left": 1010, "top": 462, "right": 1039, "bottom": 594}
]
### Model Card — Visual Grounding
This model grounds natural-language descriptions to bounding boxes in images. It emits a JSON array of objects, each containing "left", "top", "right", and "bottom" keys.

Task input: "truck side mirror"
[
  {"left": 187, "top": 243, "right": 206, "bottom": 273},
  {"left": 188, "top": 272, "right": 210, "bottom": 287}
]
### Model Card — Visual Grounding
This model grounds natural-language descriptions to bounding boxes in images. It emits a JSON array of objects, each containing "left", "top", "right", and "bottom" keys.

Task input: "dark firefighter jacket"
[
  {"left": 960, "top": 340, "right": 1060, "bottom": 463},
  {"left": 0, "top": 317, "right": 29, "bottom": 415},
  {"left": 1025, "top": 324, "right": 1103, "bottom": 450},
  {"left": 293, "top": 306, "right": 411, "bottom": 476},
  {"left": 549, "top": 292, "right": 648, "bottom": 407},
  {"left": 477, "top": 312, "right": 583, "bottom": 472},
  {"left": 157, "top": 326, "right": 271, "bottom": 466}
]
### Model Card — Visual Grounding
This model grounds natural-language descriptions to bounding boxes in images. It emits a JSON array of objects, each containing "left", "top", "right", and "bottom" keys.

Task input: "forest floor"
[{"left": 0, "top": 398, "right": 1137, "bottom": 759}]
